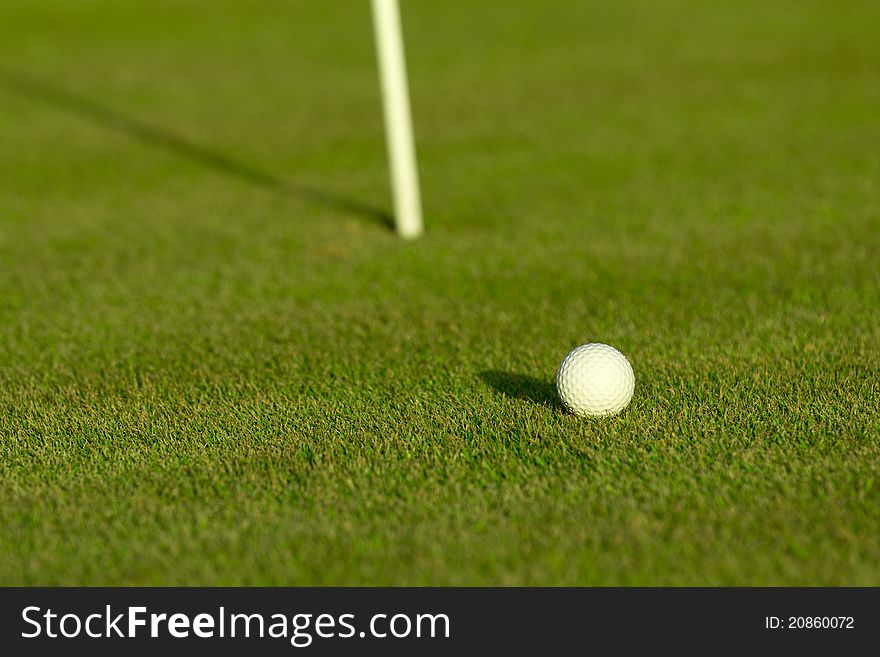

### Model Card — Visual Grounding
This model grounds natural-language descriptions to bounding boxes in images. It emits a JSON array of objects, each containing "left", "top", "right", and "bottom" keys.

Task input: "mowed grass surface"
[{"left": 1, "top": 0, "right": 878, "bottom": 585}]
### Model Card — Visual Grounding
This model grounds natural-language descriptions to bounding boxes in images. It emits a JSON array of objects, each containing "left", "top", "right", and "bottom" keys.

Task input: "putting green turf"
[{"left": 1, "top": 0, "right": 879, "bottom": 585}]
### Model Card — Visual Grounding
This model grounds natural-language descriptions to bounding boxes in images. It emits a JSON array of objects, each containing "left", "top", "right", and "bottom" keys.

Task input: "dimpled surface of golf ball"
[{"left": 556, "top": 343, "right": 635, "bottom": 417}]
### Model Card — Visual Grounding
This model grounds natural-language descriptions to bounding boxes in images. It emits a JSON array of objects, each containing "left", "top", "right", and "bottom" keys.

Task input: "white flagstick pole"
[{"left": 371, "top": 0, "right": 424, "bottom": 239}]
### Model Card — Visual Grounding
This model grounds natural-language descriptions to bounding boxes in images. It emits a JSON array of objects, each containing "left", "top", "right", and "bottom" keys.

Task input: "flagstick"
[{"left": 371, "top": 0, "right": 424, "bottom": 239}]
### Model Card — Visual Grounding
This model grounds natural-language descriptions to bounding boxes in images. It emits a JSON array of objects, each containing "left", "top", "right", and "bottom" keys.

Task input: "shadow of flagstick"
[{"left": 0, "top": 70, "right": 394, "bottom": 230}]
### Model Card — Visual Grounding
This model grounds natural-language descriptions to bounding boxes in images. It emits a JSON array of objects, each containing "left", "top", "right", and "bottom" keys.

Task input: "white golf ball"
[{"left": 556, "top": 343, "right": 635, "bottom": 417}]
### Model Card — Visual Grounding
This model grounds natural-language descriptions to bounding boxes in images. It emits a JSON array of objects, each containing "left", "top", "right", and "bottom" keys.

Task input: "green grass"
[{"left": 1, "top": 0, "right": 878, "bottom": 585}]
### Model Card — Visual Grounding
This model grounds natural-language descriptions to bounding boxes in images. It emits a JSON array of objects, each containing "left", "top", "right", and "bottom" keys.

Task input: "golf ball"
[{"left": 556, "top": 343, "right": 635, "bottom": 417}]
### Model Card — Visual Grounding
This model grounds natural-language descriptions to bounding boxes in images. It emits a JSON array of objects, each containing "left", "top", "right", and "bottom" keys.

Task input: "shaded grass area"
[{"left": 0, "top": 0, "right": 878, "bottom": 584}]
